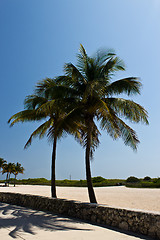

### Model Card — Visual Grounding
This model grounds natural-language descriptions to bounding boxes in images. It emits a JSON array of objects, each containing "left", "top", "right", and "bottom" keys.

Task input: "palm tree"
[
  {"left": 2, "top": 163, "right": 15, "bottom": 186},
  {"left": 13, "top": 162, "right": 24, "bottom": 187},
  {"left": 8, "top": 45, "right": 149, "bottom": 203},
  {"left": 8, "top": 80, "right": 81, "bottom": 197},
  {"left": 2, "top": 164, "right": 9, "bottom": 186},
  {"left": 0, "top": 157, "right": 7, "bottom": 174},
  {"left": 55, "top": 44, "right": 149, "bottom": 203}
]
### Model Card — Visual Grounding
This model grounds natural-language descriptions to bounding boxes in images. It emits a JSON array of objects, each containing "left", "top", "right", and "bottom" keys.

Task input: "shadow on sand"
[
  {"left": 0, "top": 202, "right": 153, "bottom": 239},
  {"left": 0, "top": 203, "right": 91, "bottom": 238}
]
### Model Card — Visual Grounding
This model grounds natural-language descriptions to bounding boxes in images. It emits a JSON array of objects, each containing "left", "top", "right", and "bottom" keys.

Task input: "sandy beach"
[{"left": 0, "top": 185, "right": 160, "bottom": 213}]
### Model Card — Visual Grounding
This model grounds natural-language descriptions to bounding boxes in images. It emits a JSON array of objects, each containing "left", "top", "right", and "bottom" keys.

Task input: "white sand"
[{"left": 0, "top": 185, "right": 160, "bottom": 213}]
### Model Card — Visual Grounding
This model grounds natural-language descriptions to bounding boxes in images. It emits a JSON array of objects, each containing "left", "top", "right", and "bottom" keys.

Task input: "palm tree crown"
[{"left": 13, "top": 162, "right": 24, "bottom": 187}]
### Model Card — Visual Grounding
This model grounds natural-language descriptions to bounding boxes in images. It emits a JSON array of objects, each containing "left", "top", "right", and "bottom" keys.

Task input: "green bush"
[
  {"left": 143, "top": 176, "right": 151, "bottom": 181},
  {"left": 92, "top": 176, "right": 106, "bottom": 183},
  {"left": 126, "top": 176, "right": 140, "bottom": 183}
]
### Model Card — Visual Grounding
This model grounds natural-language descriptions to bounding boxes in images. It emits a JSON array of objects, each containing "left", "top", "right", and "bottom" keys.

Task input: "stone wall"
[{"left": 0, "top": 192, "right": 159, "bottom": 239}]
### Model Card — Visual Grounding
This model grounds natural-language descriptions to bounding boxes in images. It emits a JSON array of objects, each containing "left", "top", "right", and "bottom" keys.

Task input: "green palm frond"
[
  {"left": 24, "top": 94, "right": 48, "bottom": 110},
  {"left": 99, "top": 56, "right": 125, "bottom": 79},
  {"left": 56, "top": 108, "right": 83, "bottom": 133},
  {"left": 106, "top": 77, "right": 142, "bottom": 96},
  {"left": 95, "top": 48, "right": 116, "bottom": 66},
  {"left": 83, "top": 98, "right": 121, "bottom": 139},
  {"left": 79, "top": 44, "right": 88, "bottom": 58},
  {"left": 99, "top": 107, "right": 140, "bottom": 150},
  {"left": 116, "top": 118, "right": 140, "bottom": 150},
  {"left": 36, "top": 100, "right": 56, "bottom": 115},
  {"left": 64, "top": 63, "right": 87, "bottom": 85},
  {"left": 24, "top": 119, "right": 52, "bottom": 148},
  {"left": 106, "top": 98, "right": 149, "bottom": 124},
  {"left": 37, "top": 77, "right": 80, "bottom": 100},
  {"left": 77, "top": 45, "right": 90, "bottom": 78},
  {"left": 55, "top": 75, "right": 72, "bottom": 86},
  {"left": 35, "top": 78, "right": 56, "bottom": 97},
  {"left": 8, "top": 110, "right": 46, "bottom": 126},
  {"left": 36, "top": 78, "right": 68, "bottom": 99},
  {"left": 99, "top": 114, "right": 121, "bottom": 140}
]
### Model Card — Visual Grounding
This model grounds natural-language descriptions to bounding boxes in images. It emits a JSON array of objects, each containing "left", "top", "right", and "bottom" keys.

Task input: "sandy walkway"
[
  {"left": 0, "top": 202, "right": 151, "bottom": 240},
  {"left": 0, "top": 185, "right": 160, "bottom": 213}
]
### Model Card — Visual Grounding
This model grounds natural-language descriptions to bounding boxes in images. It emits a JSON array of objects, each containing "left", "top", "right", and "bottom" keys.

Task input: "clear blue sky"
[{"left": 0, "top": 0, "right": 160, "bottom": 180}]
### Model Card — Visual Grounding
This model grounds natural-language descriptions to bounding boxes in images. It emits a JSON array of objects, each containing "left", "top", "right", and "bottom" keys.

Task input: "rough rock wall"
[{"left": 0, "top": 192, "right": 159, "bottom": 239}]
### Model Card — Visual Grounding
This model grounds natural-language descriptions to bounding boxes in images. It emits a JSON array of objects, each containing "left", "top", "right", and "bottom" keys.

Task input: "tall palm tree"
[
  {"left": 56, "top": 44, "right": 149, "bottom": 203},
  {"left": 2, "top": 163, "right": 9, "bottom": 186},
  {"left": 0, "top": 158, "right": 7, "bottom": 174},
  {"left": 13, "top": 162, "right": 24, "bottom": 187},
  {"left": 8, "top": 80, "right": 82, "bottom": 197},
  {"left": 2, "top": 163, "right": 15, "bottom": 186}
]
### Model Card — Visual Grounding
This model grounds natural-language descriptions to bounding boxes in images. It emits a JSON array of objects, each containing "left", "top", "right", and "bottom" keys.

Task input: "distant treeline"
[
  {"left": 1, "top": 176, "right": 160, "bottom": 188},
  {"left": 125, "top": 176, "right": 160, "bottom": 188},
  {"left": 0, "top": 176, "right": 125, "bottom": 187}
]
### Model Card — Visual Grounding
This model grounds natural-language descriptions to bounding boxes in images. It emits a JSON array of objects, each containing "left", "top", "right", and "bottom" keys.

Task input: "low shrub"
[
  {"left": 126, "top": 176, "right": 140, "bottom": 183},
  {"left": 143, "top": 176, "right": 151, "bottom": 181},
  {"left": 92, "top": 176, "right": 106, "bottom": 183}
]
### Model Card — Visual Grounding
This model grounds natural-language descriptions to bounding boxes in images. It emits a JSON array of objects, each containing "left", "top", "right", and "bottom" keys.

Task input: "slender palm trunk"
[
  {"left": 5, "top": 173, "right": 8, "bottom": 186},
  {"left": 8, "top": 173, "right": 11, "bottom": 186},
  {"left": 51, "top": 135, "right": 57, "bottom": 198},
  {"left": 14, "top": 174, "right": 17, "bottom": 187},
  {"left": 85, "top": 118, "right": 97, "bottom": 203}
]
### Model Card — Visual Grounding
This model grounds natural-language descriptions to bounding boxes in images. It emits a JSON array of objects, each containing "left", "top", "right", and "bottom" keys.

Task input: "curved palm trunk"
[
  {"left": 85, "top": 119, "right": 97, "bottom": 203},
  {"left": 51, "top": 135, "right": 57, "bottom": 198}
]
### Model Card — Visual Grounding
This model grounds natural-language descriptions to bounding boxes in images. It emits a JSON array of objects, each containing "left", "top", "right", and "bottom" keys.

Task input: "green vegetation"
[
  {"left": 1, "top": 175, "right": 160, "bottom": 188},
  {"left": 0, "top": 177, "right": 49, "bottom": 186},
  {"left": 143, "top": 176, "right": 151, "bottom": 181},
  {"left": 0, "top": 158, "right": 24, "bottom": 186},
  {"left": 8, "top": 45, "right": 149, "bottom": 203},
  {"left": 126, "top": 176, "right": 160, "bottom": 188},
  {"left": 0, "top": 176, "right": 125, "bottom": 187},
  {"left": 126, "top": 176, "right": 140, "bottom": 183}
]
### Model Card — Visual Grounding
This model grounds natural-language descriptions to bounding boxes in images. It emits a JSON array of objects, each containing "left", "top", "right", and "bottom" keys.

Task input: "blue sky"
[{"left": 0, "top": 0, "right": 160, "bottom": 180}]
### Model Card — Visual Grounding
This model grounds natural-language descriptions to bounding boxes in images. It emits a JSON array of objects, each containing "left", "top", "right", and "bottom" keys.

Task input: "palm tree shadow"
[{"left": 0, "top": 203, "right": 92, "bottom": 238}]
